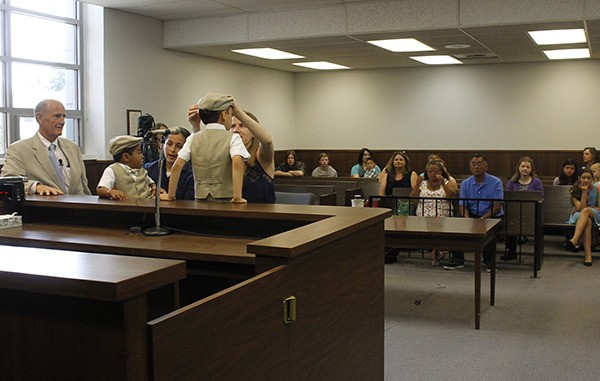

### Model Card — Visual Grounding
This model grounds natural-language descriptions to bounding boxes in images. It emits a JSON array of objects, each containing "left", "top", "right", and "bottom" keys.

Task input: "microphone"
[{"left": 144, "top": 126, "right": 181, "bottom": 140}]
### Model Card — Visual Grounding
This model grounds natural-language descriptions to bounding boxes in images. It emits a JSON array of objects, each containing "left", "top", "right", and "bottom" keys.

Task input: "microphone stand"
[{"left": 143, "top": 135, "right": 172, "bottom": 236}]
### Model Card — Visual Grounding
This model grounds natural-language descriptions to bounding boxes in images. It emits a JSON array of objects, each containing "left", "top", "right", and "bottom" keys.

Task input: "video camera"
[
  {"left": 137, "top": 113, "right": 155, "bottom": 137},
  {"left": 137, "top": 113, "right": 157, "bottom": 161}
]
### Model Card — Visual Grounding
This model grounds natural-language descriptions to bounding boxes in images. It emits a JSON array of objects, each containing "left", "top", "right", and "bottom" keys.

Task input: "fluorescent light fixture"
[
  {"left": 292, "top": 61, "right": 350, "bottom": 70},
  {"left": 543, "top": 48, "right": 590, "bottom": 60},
  {"left": 367, "top": 38, "right": 434, "bottom": 52},
  {"left": 410, "top": 55, "right": 462, "bottom": 65},
  {"left": 528, "top": 29, "right": 587, "bottom": 45},
  {"left": 232, "top": 48, "right": 304, "bottom": 60}
]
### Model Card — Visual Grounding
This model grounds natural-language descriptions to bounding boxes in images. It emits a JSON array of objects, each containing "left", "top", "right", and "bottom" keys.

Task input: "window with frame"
[{"left": 0, "top": 0, "right": 82, "bottom": 157}]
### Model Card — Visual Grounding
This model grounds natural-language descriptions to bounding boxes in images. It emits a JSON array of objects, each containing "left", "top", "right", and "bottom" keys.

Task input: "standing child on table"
[
  {"left": 97, "top": 135, "right": 156, "bottom": 200},
  {"left": 162, "top": 92, "right": 250, "bottom": 203}
]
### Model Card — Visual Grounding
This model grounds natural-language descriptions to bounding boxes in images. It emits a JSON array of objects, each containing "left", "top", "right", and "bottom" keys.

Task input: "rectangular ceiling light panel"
[
  {"left": 409, "top": 55, "right": 462, "bottom": 65},
  {"left": 367, "top": 38, "right": 435, "bottom": 52},
  {"left": 528, "top": 29, "right": 587, "bottom": 45},
  {"left": 292, "top": 61, "right": 350, "bottom": 70},
  {"left": 232, "top": 48, "right": 304, "bottom": 60}
]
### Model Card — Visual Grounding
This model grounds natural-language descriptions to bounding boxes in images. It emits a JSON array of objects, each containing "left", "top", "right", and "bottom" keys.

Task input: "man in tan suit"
[{"left": 1, "top": 99, "right": 91, "bottom": 195}]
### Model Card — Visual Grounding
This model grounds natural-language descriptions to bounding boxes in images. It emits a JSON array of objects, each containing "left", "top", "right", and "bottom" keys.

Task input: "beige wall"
[
  {"left": 293, "top": 60, "right": 600, "bottom": 150},
  {"left": 92, "top": 8, "right": 296, "bottom": 159}
]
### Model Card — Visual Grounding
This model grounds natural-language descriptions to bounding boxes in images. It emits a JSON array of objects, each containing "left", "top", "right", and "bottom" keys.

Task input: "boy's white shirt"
[{"left": 96, "top": 163, "right": 154, "bottom": 189}]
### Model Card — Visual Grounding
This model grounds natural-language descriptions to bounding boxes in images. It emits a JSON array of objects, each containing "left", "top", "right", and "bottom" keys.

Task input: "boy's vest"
[
  {"left": 110, "top": 163, "right": 152, "bottom": 199},
  {"left": 191, "top": 128, "right": 232, "bottom": 199}
]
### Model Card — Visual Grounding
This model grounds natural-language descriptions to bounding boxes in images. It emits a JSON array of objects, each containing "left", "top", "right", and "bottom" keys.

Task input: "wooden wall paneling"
[{"left": 275, "top": 150, "right": 581, "bottom": 181}]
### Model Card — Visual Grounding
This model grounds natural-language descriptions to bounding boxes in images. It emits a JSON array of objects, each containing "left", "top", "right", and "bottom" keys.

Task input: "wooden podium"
[{"left": 0, "top": 196, "right": 390, "bottom": 380}]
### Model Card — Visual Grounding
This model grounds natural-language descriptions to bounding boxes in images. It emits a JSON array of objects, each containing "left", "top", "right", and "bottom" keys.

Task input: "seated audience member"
[
  {"left": 591, "top": 163, "right": 600, "bottom": 185},
  {"left": 312, "top": 152, "right": 338, "bottom": 177},
  {"left": 275, "top": 150, "right": 306, "bottom": 177},
  {"left": 351, "top": 147, "right": 381, "bottom": 178},
  {"left": 581, "top": 147, "right": 598, "bottom": 172},
  {"left": 553, "top": 159, "right": 578, "bottom": 185},
  {"left": 503, "top": 157, "right": 544, "bottom": 261},
  {"left": 1, "top": 99, "right": 91, "bottom": 195},
  {"left": 381, "top": 152, "right": 419, "bottom": 264},
  {"left": 379, "top": 151, "right": 418, "bottom": 196},
  {"left": 144, "top": 127, "right": 194, "bottom": 200},
  {"left": 163, "top": 92, "right": 250, "bottom": 203},
  {"left": 420, "top": 154, "right": 459, "bottom": 193},
  {"left": 363, "top": 158, "right": 379, "bottom": 178},
  {"left": 97, "top": 135, "right": 156, "bottom": 200},
  {"left": 445, "top": 154, "right": 504, "bottom": 271},
  {"left": 565, "top": 169, "right": 600, "bottom": 266},
  {"left": 410, "top": 159, "right": 457, "bottom": 266}
]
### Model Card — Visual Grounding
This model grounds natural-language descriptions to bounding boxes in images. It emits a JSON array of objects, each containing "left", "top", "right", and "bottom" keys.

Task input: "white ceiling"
[{"left": 80, "top": 0, "right": 600, "bottom": 72}]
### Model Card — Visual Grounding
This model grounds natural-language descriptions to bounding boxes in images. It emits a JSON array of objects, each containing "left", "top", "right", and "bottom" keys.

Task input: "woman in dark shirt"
[
  {"left": 379, "top": 151, "right": 418, "bottom": 196},
  {"left": 144, "top": 127, "right": 195, "bottom": 200},
  {"left": 230, "top": 104, "right": 275, "bottom": 203}
]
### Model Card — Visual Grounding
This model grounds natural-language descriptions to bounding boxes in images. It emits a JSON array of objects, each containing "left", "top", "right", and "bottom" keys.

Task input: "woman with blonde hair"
[{"left": 379, "top": 151, "right": 418, "bottom": 197}]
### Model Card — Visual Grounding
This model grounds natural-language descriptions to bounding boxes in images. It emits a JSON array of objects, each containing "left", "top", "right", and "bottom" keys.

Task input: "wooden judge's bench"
[{"left": 0, "top": 195, "right": 389, "bottom": 380}]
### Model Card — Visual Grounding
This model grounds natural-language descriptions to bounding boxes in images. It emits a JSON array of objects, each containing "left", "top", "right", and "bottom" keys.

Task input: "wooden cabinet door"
[{"left": 148, "top": 265, "right": 291, "bottom": 381}]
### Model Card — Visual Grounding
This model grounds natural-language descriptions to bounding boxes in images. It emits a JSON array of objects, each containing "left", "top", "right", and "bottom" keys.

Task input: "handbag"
[{"left": 395, "top": 199, "right": 411, "bottom": 216}]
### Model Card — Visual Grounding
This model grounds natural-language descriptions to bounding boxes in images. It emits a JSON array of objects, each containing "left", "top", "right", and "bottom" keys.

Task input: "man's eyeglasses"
[{"left": 469, "top": 162, "right": 485, "bottom": 168}]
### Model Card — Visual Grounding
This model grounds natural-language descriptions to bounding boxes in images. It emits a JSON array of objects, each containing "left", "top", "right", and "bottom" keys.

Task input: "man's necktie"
[{"left": 48, "top": 143, "right": 66, "bottom": 191}]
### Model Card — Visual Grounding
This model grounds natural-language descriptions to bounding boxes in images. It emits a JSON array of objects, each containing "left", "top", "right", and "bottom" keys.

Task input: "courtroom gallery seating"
[{"left": 274, "top": 191, "right": 316, "bottom": 205}]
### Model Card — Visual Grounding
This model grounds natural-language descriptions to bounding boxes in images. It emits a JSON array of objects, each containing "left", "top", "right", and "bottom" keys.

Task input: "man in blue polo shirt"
[{"left": 444, "top": 153, "right": 504, "bottom": 271}]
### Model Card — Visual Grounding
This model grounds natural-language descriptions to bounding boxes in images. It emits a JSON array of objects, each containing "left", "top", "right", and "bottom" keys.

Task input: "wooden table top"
[
  {"left": 385, "top": 216, "right": 501, "bottom": 238},
  {"left": 15, "top": 195, "right": 391, "bottom": 260},
  {"left": 0, "top": 245, "right": 186, "bottom": 302},
  {"left": 0, "top": 223, "right": 256, "bottom": 264}
]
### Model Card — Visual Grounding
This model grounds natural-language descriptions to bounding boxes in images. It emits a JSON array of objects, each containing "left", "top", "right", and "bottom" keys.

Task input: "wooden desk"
[
  {"left": 0, "top": 195, "right": 391, "bottom": 380},
  {"left": 384, "top": 216, "right": 501, "bottom": 329},
  {"left": 0, "top": 245, "right": 186, "bottom": 380}
]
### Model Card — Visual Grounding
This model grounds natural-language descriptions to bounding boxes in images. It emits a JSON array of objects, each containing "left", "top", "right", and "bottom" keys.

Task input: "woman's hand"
[
  {"left": 187, "top": 104, "right": 201, "bottom": 132},
  {"left": 581, "top": 182, "right": 590, "bottom": 194}
]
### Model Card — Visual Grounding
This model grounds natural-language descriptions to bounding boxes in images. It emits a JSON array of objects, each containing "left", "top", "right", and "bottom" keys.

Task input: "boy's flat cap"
[
  {"left": 197, "top": 92, "right": 234, "bottom": 111},
  {"left": 109, "top": 135, "right": 143, "bottom": 156}
]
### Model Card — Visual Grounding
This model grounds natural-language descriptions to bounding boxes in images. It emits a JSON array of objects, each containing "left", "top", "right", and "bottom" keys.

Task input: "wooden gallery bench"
[
  {"left": 542, "top": 185, "right": 600, "bottom": 245},
  {"left": 542, "top": 185, "right": 573, "bottom": 236},
  {"left": 274, "top": 183, "right": 336, "bottom": 205},
  {"left": 275, "top": 177, "right": 379, "bottom": 206}
]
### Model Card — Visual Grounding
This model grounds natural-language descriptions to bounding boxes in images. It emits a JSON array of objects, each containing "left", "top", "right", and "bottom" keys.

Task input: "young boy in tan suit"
[{"left": 97, "top": 135, "right": 156, "bottom": 200}]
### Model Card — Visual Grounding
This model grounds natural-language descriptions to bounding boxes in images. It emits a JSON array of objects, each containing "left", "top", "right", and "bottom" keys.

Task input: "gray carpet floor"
[{"left": 384, "top": 236, "right": 600, "bottom": 381}]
